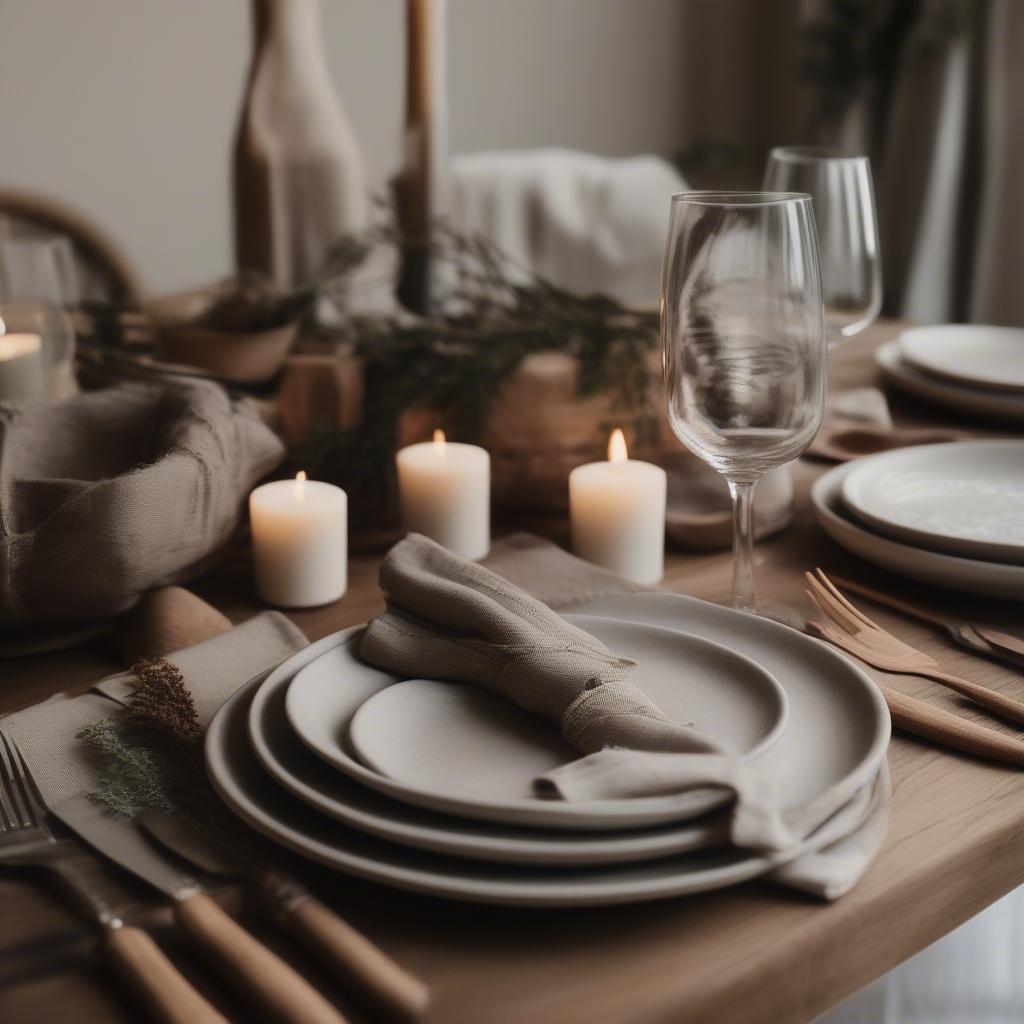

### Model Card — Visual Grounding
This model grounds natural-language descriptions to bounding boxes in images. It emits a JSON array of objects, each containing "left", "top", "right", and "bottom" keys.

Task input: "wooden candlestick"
[{"left": 395, "top": 0, "right": 448, "bottom": 313}]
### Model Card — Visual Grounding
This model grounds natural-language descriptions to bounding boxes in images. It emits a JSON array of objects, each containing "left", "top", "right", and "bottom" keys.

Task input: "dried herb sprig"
[
  {"left": 79, "top": 658, "right": 209, "bottom": 819},
  {"left": 78, "top": 719, "right": 180, "bottom": 818},
  {"left": 297, "top": 201, "right": 661, "bottom": 516}
]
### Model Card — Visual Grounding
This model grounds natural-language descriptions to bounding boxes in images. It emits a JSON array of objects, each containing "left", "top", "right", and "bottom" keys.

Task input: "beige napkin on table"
[
  {"left": 362, "top": 534, "right": 804, "bottom": 854},
  {"left": 0, "top": 612, "right": 306, "bottom": 811}
]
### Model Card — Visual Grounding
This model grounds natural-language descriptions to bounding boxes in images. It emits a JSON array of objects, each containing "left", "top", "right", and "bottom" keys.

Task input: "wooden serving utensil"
[{"left": 806, "top": 570, "right": 1024, "bottom": 728}]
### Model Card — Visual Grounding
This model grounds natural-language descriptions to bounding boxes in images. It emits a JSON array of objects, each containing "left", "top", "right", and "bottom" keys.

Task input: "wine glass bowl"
[
  {"left": 661, "top": 191, "right": 826, "bottom": 610},
  {"left": 764, "top": 147, "right": 881, "bottom": 345}
]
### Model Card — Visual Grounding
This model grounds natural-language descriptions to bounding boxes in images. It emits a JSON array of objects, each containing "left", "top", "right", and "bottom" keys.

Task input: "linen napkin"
[
  {"left": 360, "top": 533, "right": 798, "bottom": 853},
  {"left": 480, "top": 533, "right": 890, "bottom": 898},
  {"left": 0, "top": 612, "right": 306, "bottom": 811}
]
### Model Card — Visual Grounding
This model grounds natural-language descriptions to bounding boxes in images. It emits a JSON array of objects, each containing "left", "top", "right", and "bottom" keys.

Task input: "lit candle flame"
[
  {"left": 433, "top": 428, "right": 446, "bottom": 455},
  {"left": 294, "top": 470, "right": 307, "bottom": 502},
  {"left": 0, "top": 318, "right": 6, "bottom": 338},
  {"left": 608, "top": 428, "right": 628, "bottom": 464}
]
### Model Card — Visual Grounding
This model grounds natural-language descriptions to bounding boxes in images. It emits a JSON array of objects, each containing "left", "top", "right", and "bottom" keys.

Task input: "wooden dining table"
[{"left": 2, "top": 319, "right": 1023, "bottom": 1024}]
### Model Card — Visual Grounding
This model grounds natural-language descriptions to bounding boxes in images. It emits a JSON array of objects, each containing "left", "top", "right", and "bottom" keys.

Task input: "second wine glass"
[
  {"left": 764, "top": 146, "right": 881, "bottom": 346},
  {"left": 661, "top": 191, "right": 826, "bottom": 611}
]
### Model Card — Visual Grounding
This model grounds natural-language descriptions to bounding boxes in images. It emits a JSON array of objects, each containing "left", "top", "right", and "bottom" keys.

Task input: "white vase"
[{"left": 233, "top": 0, "right": 368, "bottom": 288}]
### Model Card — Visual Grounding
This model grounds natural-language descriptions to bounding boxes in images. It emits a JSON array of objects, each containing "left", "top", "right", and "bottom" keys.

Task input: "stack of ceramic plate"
[
  {"left": 877, "top": 324, "right": 1024, "bottom": 425},
  {"left": 206, "top": 593, "right": 889, "bottom": 907},
  {"left": 812, "top": 440, "right": 1024, "bottom": 600}
]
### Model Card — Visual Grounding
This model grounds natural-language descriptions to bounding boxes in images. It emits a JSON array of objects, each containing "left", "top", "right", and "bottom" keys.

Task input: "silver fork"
[{"left": 0, "top": 731, "right": 228, "bottom": 1024}]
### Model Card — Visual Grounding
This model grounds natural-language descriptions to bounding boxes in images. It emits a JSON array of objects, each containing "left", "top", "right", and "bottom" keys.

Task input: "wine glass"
[
  {"left": 661, "top": 192, "right": 826, "bottom": 611},
  {"left": 763, "top": 147, "right": 881, "bottom": 346}
]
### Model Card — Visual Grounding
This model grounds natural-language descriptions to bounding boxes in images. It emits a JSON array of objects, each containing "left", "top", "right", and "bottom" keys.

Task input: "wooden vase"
[{"left": 233, "top": 0, "right": 368, "bottom": 288}]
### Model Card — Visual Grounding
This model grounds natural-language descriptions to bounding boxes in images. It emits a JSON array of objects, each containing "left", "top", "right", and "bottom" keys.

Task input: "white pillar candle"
[
  {"left": 396, "top": 429, "right": 489, "bottom": 559},
  {"left": 569, "top": 429, "right": 667, "bottom": 585},
  {"left": 0, "top": 329, "right": 44, "bottom": 401},
  {"left": 250, "top": 471, "right": 347, "bottom": 607}
]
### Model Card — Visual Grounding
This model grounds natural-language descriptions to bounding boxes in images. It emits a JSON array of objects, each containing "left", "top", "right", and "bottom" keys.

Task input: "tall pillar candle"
[
  {"left": 396, "top": 430, "right": 489, "bottom": 559},
  {"left": 569, "top": 429, "right": 667, "bottom": 584},
  {"left": 250, "top": 472, "right": 347, "bottom": 607}
]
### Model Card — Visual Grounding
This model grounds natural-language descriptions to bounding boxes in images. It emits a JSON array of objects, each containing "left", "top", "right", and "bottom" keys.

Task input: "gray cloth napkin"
[
  {"left": 479, "top": 533, "right": 890, "bottom": 898},
  {"left": 0, "top": 612, "right": 306, "bottom": 809},
  {"left": 0, "top": 380, "right": 284, "bottom": 634},
  {"left": 361, "top": 533, "right": 801, "bottom": 853}
]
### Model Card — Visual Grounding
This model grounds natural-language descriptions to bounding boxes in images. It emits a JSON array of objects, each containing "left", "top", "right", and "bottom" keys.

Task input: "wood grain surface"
[{"left": 2, "top": 321, "right": 1023, "bottom": 1024}]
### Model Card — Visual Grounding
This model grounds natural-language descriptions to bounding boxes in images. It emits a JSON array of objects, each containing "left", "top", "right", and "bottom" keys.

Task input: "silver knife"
[{"left": 55, "top": 795, "right": 349, "bottom": 1024}]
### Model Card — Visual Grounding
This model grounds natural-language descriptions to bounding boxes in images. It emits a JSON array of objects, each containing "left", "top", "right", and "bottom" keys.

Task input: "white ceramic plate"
[
  {"left": 281, "top": 617, "right": 788, "bottom": 830},
  {"left": 876, "top": 341, "right": 1024, "bottom": 424},
  {"left": 206, "top": 593, "right": 890, "bottom": 905},
  {"left": 899, "top": 325, "right": 1024, "bottom": 392},
  {"left": 813, "top": 461, "right": 1024, "bottom": 600},
  {"left": 346, "top": 623, "right": 787, "bottom": 805},
  {"left": 246, "top": 628, "right": 731, "bottom": 867},
  {"left": 841, "top": 442, "right": 1024, "bottom": 565}
]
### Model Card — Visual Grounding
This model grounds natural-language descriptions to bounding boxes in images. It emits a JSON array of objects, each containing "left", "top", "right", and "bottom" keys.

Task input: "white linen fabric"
[{"left": 449, "top": 148, "right": 685, "bottom": 309}]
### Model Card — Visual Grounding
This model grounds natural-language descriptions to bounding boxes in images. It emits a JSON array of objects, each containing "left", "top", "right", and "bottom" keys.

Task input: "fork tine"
[
  {"left": 814, "top": 569, "right": 883, "bottom": 631},
  {"left": 804, "top": 572, "right": 863, "bottom": 634},
  {"left": 8, "top": 737, "right": 48, "bottom": 833},
  {"left": 0, "top": 733, "right": 30, "bottom": 828}
]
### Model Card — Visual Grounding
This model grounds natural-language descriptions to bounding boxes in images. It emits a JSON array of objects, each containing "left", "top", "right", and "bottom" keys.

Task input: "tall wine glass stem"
[{"left": 727, "top": 479, "right": 758, "bottom": 612}]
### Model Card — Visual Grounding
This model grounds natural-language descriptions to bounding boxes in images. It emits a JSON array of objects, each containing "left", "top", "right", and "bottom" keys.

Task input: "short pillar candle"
[
  {"left": 569, "top": 429, "right": 667, "bottom": 585},
  {"left": 250, "top": 472, "right": 348, "bottom": 607},
  {"left": 396, "top": 430, "right": 490, "bottom": 559}
]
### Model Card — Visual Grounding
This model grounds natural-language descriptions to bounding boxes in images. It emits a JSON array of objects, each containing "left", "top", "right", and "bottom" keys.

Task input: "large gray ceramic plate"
[
  {"left": 205, "top": 593, "right": 889, "bottom": 905},
  {"left": 813, "top": 460, "right": 1024, "bottom": 600},
  {"left": 242, "top": 627, "right": 732, "bottom": 867},
  {"left": 840, "top": 441, "right": 1024, "bottom": 566},
  {"left": 877, "top": 340, "right": 1024, "bottom": 424},
  {"left": 288, "top": 616, "right": 788, "bottom": 830}
]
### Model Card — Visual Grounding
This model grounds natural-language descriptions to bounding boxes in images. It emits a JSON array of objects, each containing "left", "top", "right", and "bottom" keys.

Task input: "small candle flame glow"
[
  {"left": 608, "top": 428, "right": 628, "bottom": 464},
  {"left": 0, "top": 318, "right": 6, "bottom": 338},
  {"left": 294, "top": 470, "right": 307, "bottom": 502},
  {"left": 433, "top": 428, "right": 446, "bottom": 456}
]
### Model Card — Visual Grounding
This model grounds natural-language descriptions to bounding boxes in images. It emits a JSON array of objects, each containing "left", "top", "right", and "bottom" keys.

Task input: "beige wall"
[{"left": 0, "top": 0, "right": 799, "bottom": 295}]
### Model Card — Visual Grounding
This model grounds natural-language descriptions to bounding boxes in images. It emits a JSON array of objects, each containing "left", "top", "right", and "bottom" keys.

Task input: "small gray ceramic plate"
[
  {"left": 284, "top": 616, "right": 788, "bottom": 830},
  {"left": 345, "top": 622, "right": 786, "bottom": 805}
]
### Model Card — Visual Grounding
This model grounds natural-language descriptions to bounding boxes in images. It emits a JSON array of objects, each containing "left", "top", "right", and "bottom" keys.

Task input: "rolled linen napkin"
[{"left": 360, "top": 533, "right": 794, "bottom": 852}]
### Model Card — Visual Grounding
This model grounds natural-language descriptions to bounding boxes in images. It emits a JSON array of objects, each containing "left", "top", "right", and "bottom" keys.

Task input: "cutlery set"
[
  {"left": 804, "top": 569, "right": 1024, "bottom": 766},
  {"left": 0, "top": 734, "right": 426, "bottom": 1024}
]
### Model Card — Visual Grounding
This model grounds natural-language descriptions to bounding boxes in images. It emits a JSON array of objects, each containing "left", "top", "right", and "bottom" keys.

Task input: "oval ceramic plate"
[
  {"left": 841, "top": 441, "right": 1024, "bottom": 565},
  {"left": 282, "top": 616, "right": 788, "bottom": 830},
  {"left": 346, "top": 626, "right": 786, "bottom": 805},
  {"left": 813, "top": 461, "right": 1024, "bottom": 600},
  {"left": 876, "top": 341, "right": 1024, "bottom": 425},
  {"left": 899, "top": 325, "right": 1024, "bottom": 393},
  {"left": 206, "top": 592, "right": 889, "bottom": 905}
]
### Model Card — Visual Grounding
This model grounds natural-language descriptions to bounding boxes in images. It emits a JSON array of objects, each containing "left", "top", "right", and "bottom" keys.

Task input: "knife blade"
[
  {"left": 139, "top": 810, "right": 430, "bottom": 1024},
  {"left": 54, "top": 796, "right": 348, "bottom": 1024}
]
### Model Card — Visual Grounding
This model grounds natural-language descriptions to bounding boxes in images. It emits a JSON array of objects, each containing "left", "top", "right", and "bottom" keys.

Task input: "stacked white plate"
[
  {"left": 812, "top": 440, "right": 1024, "bottom": 600},
  {"left": 206, "top": 593, "right": 890, "bottom": 906},
  {"left": 877, "top": 324, "right": 1024, "bottom": 424}
]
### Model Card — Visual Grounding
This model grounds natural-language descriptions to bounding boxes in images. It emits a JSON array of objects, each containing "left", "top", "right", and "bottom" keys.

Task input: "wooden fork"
[{"left": 806, "top": 569, "right": 1024, "bottom": 728}]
